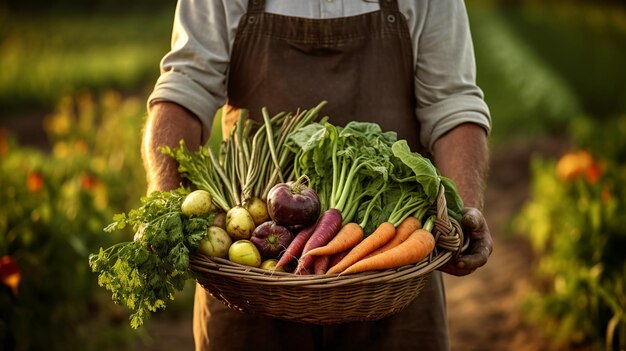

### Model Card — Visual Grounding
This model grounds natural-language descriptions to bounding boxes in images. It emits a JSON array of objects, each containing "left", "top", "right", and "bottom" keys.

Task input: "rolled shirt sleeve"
[
  {"left": 409, "top": 0, "right": 492, "bottom": 150},
  {"left": 147, "top": 0, "right": 246, "bottom": 132}
]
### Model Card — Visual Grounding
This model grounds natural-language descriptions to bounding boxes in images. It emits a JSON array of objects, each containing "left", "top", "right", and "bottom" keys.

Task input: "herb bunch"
[{"left": 89, "top": 188, "right": 214, "bottom": 328}]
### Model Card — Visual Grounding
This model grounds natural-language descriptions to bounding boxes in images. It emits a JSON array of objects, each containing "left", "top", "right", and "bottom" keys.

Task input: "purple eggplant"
[
  {"left": 249, "top": 221, "right": 294, "bottom": 259},
  {"left": 267, "top": 177, "right": 321, "bottom": 227}
]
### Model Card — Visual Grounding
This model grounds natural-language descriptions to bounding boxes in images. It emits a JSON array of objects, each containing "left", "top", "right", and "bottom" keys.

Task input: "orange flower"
[
  {"left": 26, "top": 171, "right": 44, "bottom": 193},
  {"left": 585, "top": 161, "right": 604, "bottom": 184},
  {"left": 0, "top": 256, "right": 20, "bottom": 296},
  {"left": 80, "top": 173, "right": 98, "bottom": 191},
  {"left": 555, "top": 150, "right": 593, "bottom": 181}
]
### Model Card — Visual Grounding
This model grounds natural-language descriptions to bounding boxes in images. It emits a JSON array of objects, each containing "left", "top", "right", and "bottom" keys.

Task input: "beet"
[
  {"left": 267, "top": 177, "right": 320, "bottom": 227},
  {"left": 249, "top": 221, "right": 294, "bottom": 259}
]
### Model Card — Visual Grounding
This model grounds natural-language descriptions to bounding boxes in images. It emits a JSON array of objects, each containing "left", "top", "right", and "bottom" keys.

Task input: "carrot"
[
  {"left": 326, "top": 221, "right": 396, "bottom": 275},
  {"left": 303, "top": 222, "right": 363, "bottom": 258},
  {"left": 275, "top": 221, "right": 317, "bottom": 269},
  {"left": 294, "top": 208, "right": 342, "bottom": 274},
  {"left": 329, "top": 249, "right": 350, "bottom": 269},
  {"left": 341, "top": 226, "right": 435, "bottom": 275},
  {"left": 365, "top": 216, "right": 422, "bottom": 258},
  {"left": 313, "top": 255, "right": 331, "bottom": 275}
]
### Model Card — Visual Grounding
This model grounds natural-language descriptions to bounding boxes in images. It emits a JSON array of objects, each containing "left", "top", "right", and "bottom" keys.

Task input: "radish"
[{"left": 294, "top": 208, "right": 342, "bottom": 274}]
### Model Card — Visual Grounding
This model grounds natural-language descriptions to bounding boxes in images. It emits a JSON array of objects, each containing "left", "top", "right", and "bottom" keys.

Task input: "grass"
[
  {"left": 467, "top": 5, "right": 584, "bottom": 146},
  {"left": 500, "top": 3, "right": 626, "bottom": 118},
  {"left": 0, "top": 9, "right": 173, "bottom": 114},
  {"left": 466, "top": 2, "right": 626, "bottom": 146}
]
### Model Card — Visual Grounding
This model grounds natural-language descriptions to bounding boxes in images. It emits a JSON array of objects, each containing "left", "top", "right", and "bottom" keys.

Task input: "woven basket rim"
[
  {"left": 190, "top": 250, "right": 453, "bottom": 288},
  {"left": 188, "top": 183, "right": 465, "bottom": 324},
  {"left": 189, "top": 183, "right": 464, "bottom": 288}
]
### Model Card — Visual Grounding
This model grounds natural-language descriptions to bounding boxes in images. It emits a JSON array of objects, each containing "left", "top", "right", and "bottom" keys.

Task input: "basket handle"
[{"left": 432, "top": 183, "right": 467, "bottom": 259}]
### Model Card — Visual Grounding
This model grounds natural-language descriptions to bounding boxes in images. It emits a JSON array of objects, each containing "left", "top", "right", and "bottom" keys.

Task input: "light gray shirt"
[{"left": 148, "top": 0, "right": 491, "bottom": 150}]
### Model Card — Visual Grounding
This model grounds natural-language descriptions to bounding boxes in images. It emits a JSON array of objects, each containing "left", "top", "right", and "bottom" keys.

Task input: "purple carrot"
[
  {"left": 275, "top": 221, "right": 318, "bottom": 269},
  {"left": 329, "top": 249, "right": 350, "bottom": 270},
  {"left": 294, "top": 208, "right": 342, "bottom": 274},
  {"left": 313, "top": 255, "right": 331, "bottom": 275}
]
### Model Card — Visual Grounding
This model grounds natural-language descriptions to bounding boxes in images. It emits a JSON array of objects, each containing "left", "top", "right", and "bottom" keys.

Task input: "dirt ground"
[{"left": 133, "top": 137, "right": 573, "bottom": 351}]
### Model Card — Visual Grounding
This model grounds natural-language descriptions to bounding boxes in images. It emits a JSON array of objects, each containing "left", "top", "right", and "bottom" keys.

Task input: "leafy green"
[
  {"left": 89, "top": 188, "right": 214, "bottom": 328},
  {"left": 440, "top": 177, "right": 464, "bottom": 221},
  {"left": 288, "top": 121, "right": 396, "bottom": 228},
  {"left": 390, "top": 140, "right": 440, "bottom": 202},
  {"left": 288, "top": 120, "right": 462, "bottom": 233},
  {"left": 161, "top": 141, "right": 232, "bottom": 211}
]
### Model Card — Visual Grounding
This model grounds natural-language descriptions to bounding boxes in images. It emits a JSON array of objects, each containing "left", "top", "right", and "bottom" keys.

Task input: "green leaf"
[
  {"left": 183, "top": 217, "right": 210, "bottom": 250},
  {"left": 440, "top": 177, "right": 464, "bottom": 221},
  {"left": 391, "top": 140, "right": 440, "bottom": 203}
]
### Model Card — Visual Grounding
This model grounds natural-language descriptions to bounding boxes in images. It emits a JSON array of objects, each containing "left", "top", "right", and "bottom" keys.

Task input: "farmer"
[{"left": 142, "top": 1, "right": 493, "bottom": 350}]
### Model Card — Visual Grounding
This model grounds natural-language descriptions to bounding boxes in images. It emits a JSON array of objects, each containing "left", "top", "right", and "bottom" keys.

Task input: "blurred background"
[{"left": 0, "top": 0, "right": 625, "bottom": 350}]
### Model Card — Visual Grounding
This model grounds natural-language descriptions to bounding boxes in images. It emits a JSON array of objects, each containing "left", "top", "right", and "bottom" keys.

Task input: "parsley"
[{"left": 89, "top": 188, "right": 214, "bottom": 328}]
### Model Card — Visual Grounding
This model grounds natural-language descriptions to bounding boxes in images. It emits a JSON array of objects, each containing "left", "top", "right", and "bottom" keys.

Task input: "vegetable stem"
[{"left": 262, "top": 107, "right": 284, "bottom": 183}]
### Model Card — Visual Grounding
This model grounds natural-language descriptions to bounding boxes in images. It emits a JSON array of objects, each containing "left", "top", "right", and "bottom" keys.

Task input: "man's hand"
[
  {"left": 439, "top": 207, "right": 492, "bottom": 276},
  {"left": 431, "top": 123, "right": 491, "bottom": 276}
]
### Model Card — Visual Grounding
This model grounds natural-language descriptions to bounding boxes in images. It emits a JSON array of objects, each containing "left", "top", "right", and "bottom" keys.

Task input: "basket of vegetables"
[{"left": 89, "top": 102, "right": 466, "bottom": 328}]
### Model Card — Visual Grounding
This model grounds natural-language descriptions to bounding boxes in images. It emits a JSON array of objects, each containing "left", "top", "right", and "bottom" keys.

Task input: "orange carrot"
[
  {"left": 326, "top": 221, "right": 396, "bottom": 275},
  {"left": 341, "top": 226, "right": 436, "bottom": 275},
  {"left": 303, "top": 223, "right": 364, "bottom": 258},
  {"left": 366, "top": 216, "right": 422, "bottom": 258}
]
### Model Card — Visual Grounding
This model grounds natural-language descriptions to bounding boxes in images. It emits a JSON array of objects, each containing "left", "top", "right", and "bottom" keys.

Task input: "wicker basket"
[{"left": 189, "top": 184, "right": 465, "bottom": 325}]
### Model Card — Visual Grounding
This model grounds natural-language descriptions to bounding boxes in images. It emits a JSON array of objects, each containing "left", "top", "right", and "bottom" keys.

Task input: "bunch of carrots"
[{"left": 275, "top": 214, "right": 436, "bottom": 275}]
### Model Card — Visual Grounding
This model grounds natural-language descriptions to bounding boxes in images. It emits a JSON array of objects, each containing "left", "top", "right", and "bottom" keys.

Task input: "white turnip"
[
  {"left": 198, "top": 226, "right": 232, "bottom": 258},
  {"left": 181, "top": 190, "right": 212, "bottom": 216},
  {"left": 225, "top": 206, "right": 256, "bottom": 240},
  {"left": 244, "top": 197, "right": 270, "bottom": 226},
  {"left": 228, "top": 240, "right": 261, "bottom": 267}
]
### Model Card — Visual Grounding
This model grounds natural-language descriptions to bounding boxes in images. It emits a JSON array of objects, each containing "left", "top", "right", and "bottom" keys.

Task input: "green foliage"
[
  {"left": 90, "top": 188, "right": 212, "bottom": 329},
  {"left": 514, "top": 115, "right": 626, "bottom": 350},
  {"left": 468, "top": 5, "right": 584, "bottom": 145},
  {"left": 5, "top": 0, "right": 171, "bottom": 13},
  {"left": 0, "top": 10, "right": 172, "bottom": 112},
  {"left": 0, "top": 91, "right": 147, "bottom": 350},
  {"left": 499, "top": 3, "right": 626, "bottom": 118},
  {"left": 286, "top": 121, "right": 462, "bottom": 233}
]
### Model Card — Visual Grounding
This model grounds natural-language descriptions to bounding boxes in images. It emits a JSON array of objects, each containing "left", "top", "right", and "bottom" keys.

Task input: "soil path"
[
  {"left": 136, "top": 137, "right": 571, "bottom": 351},
  {"left": 444, "top": 137, "right": 569, "bottom": 351}
]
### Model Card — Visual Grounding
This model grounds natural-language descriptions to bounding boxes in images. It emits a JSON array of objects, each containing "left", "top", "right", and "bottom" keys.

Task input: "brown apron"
[{"left": 195, "top": 0, "right": 449, "bottom": 350}]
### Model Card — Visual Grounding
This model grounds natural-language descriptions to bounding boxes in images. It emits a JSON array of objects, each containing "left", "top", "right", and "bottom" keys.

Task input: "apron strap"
[
  {"left": 378, "top": 0, "right": 400, "bottom": 12},
  {"left": 246, "top": 0, "right": 265, "bottom": 13}
]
